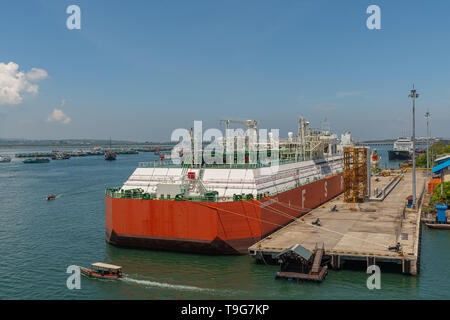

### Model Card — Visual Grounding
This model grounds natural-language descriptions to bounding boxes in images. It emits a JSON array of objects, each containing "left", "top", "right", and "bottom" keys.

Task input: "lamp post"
[
  {"left": 425, "top": 111, "right": 431, "bottom": 192},
  {"left": 408, "top": 86, "right": 419, "bottom": 207},
  {"left": 431, "top": 125, "right": 434, "bottom": 195}
]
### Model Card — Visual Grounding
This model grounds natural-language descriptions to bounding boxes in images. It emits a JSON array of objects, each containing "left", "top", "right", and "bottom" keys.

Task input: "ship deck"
[{"left": 249, "top": 171, "right": 426, "bottom": 275}]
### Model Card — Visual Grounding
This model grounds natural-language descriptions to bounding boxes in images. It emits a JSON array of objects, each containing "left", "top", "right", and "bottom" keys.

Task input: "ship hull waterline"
[
  {"left": 105, "top": 173, "right": 344, "bottom": 255},
  {"left": 388, "top": 150, "right": 410, "bottom": 161}
]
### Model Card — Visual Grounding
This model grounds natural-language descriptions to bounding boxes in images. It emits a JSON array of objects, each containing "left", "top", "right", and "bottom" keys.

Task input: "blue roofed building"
[
  {"left": 434, "top": 154, "right": 450, "bottom": 165},
  {"left": 433, "top": 159, "right": 450, "bottom": 183}
]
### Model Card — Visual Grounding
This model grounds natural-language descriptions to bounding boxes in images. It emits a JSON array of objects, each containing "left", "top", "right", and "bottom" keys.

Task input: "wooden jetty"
[{"left": 249, "top": 172, "right": 426, "bottom": 275}]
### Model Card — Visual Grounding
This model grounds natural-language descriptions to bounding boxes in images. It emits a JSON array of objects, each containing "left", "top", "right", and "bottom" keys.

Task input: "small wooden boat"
[
  {"left": 0, "top": 156, "right": 11, "bottom": 163},
  {"left": 80, "top": 262, "right": 123, "bottom": 280},
  {"left": 105, "top": 137, "right": 117, "bottom": 161},
  {"left": 52, "top": 153, "right": 70, "bottom": 160},
  {"left": 23, "top": 158, "right": 50, "bottom": 164},
  {"left": 46, "top": 194, "right": 56, "bottom": 200},
  {"left": 426, "top": 223, "right": 450, "bottom": 230},
  {"left": 104, "top": 150, "right": 117, "bottom": 161}
]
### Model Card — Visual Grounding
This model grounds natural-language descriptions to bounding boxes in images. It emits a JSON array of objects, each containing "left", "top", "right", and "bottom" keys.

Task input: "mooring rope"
[
  {"left": 243, "top": 198, "right": 394, "bottom": 250},
  {"left": 184, "top": 197, "right": 395, "bottom": 251},
  {"left": 181, "top": 198, "right": 285, "bottom": 228},
  {"left": 269, "top": 199, "right": 395, "bottom": 250}
]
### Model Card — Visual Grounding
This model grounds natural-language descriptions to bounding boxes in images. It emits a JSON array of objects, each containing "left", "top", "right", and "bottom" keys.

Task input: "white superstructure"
[
  {"left": 393, "top": 137, "right": 413, "bottom": 153},
  {"left": 121, "top": 155, "right": 343, "bottom": 200},
  {"left": 117, "top": 116, "right": 348, "bottom": 201}
]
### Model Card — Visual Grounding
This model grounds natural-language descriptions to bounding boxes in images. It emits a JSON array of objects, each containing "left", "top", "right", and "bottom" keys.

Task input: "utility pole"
[
  {"left": 409, "top": 86, "right": 419, "bottom": 207},
  {"left": 425, "top": 110, "right": 431, "bottom": 193},
  {"left": 430, "top": 124, "right": 434, "bottom": 195}
]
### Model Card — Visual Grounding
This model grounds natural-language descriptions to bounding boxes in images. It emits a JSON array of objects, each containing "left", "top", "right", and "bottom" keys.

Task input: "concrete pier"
[{"left": 249, "top": 171, "right": 426, "bottom": 275}]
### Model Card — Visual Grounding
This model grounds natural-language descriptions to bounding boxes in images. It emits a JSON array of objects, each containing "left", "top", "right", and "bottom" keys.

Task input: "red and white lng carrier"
[{"left": 105, "top": 117, "right": 352, "bottom": 254}]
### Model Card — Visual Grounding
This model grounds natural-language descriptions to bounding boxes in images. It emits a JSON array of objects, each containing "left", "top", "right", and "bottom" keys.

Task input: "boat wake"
[{"left": 121, "top": 276, "right": 220, "bottom": 293}]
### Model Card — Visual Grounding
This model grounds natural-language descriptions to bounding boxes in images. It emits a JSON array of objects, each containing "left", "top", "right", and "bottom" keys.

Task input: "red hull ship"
[
  {"left": 105, "top": 117, "right": 349, "bottom": 254},
  {"left": 106, "top": 173, "right": 343, "bottom": 254}
]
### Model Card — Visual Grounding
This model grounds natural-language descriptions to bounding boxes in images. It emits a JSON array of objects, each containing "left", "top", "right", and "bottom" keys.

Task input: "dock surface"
[{"left": 249, "top": 171, "right": 426, "bottom": 275}]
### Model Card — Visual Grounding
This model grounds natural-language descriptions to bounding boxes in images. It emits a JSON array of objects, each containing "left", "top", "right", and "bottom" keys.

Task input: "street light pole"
[
  {"left": 409, "top": 86, "right": 419, "bottom": 207},
  {"left": 425, "top": 110, "right": 431, "bottom": 192}
]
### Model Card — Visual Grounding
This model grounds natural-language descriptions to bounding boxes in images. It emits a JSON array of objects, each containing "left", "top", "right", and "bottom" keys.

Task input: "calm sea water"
[{"left": 0, "top": 145, "right": 448, "bottom": 300}]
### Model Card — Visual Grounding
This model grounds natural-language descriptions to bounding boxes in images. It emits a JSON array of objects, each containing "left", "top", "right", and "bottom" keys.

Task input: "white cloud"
[
  {"left": 25, "top": 68, "right": 48, "bottom": 81},
  {"left": 47, "top": 109, "right": 71, "bottom": 124},
  {"left": 0, "top": 62, "right": 48, "bottom": 105}
]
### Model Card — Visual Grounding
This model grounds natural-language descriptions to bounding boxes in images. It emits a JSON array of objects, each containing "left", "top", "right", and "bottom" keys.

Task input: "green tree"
[
  {"left": 430, "top": 181, "right": 450, "bottom": 205},
  {"left": 415, "top": 141, "right": 450, "bottom": 168}
]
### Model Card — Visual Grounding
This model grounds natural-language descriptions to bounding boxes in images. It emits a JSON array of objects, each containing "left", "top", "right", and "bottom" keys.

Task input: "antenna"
[{"left": 321, "top": 117, "right": 330, "bottom": 132}]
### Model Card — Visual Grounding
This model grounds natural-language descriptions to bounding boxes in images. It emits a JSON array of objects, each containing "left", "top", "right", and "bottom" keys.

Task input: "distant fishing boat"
[
  {"left": 51, "top": 152, "right": 70, "bottom": 160},
  {"left": 46, "top": 194, "right": 56, "bottom": 201},
  {"left": 105, "top": 137, "right": 117, "bottom": 161},
  {"left": 0, "top": 156, "right": 11, "bottom": 163},
  {"left": 15, "top": 152, "right": 53, "bottom": 158},
  {"left": 23, "top": 158, "right": 50, "bottom": 164},
  {"left": 159, "top": 152, "right": 171, "bottom": 160},
  {"left": 71, "top": 149, "right": 88, "bottom": 157},
  {"left": 105, "top": 151, "right": 117, "bottom": 161}
]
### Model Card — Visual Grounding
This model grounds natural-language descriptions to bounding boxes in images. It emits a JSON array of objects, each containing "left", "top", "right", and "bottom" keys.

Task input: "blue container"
[{"left": 436, "top": 205, "right": 448, "bottom": 223}]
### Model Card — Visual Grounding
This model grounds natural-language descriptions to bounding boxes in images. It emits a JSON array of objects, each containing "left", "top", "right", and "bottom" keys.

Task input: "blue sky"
[{"left": 0, "top": 0, "right": 449, "bottom": 141}]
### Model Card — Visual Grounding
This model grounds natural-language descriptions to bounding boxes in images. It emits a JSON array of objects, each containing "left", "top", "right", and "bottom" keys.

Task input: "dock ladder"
[
  {"left": 180, "top": 154, "right": 192, "bottom": 193},
  {"left": 195, "top": 167, "right": 208, "bottom": 194},
  {"left": 311, "top": 243, "right": 324, "bottom": 274}
]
